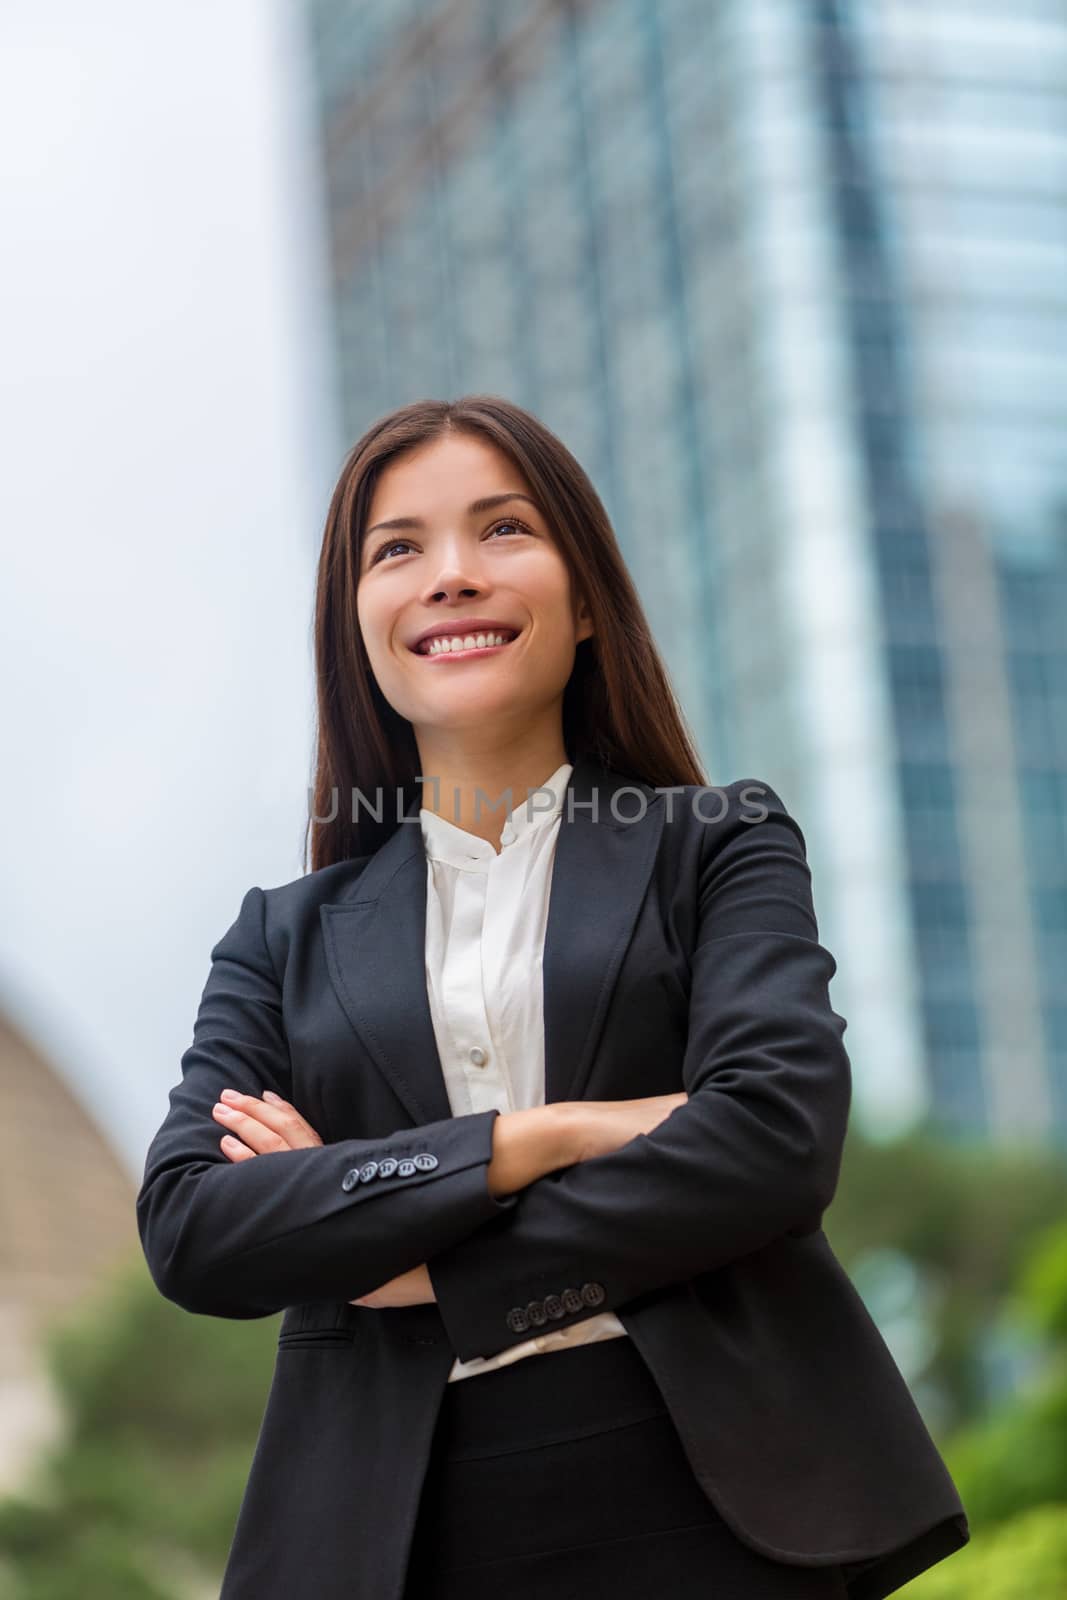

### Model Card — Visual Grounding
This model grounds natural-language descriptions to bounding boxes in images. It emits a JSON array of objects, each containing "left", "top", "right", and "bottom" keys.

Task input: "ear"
[{"left": 575, "top": 594, "right": 595, "bottom": 644}]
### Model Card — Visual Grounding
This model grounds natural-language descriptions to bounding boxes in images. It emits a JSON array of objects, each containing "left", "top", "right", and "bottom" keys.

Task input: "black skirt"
[{"left": 403, "top": 1335, "right": 849, "bottom": 1599}]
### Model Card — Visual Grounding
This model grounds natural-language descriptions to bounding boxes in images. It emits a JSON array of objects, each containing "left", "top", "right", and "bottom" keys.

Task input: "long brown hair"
[{"left": 304, "top": 395, "right": 708, "bottom": 871}]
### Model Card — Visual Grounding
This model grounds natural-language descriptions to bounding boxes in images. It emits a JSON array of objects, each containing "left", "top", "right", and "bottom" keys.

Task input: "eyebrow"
[{"left": 364, "top": 492, "right": 543, "bottom": 540}]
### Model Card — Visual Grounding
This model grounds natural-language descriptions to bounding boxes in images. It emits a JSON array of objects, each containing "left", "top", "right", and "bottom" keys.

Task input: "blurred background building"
[
  {"left": 0, "top": 1012, "right": 137, "bottom": 1491},
  {"left": 303, "top": 0, "right": 1067, "bottom": 1151}
]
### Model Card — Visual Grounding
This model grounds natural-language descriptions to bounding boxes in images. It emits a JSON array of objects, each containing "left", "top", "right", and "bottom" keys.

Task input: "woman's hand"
[
  {"left": 566, "top": 1092, "right": 688, "bottom": 1164},
  {"left": 208, "top": 1091, "right": 433, "bottom": 1307},
  {"left": 350, "top": 1093, "right": 689, "bottom": 1311},
  {"left": 211, "top": 1088, "right": 324, "bottom": 1161},
  {"left": 350, "top": 1263, "right": 436, "bottom": 1309}
]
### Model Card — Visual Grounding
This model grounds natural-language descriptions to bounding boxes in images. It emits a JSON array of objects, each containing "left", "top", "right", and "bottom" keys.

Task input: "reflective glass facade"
[
  {"left": 826, "top": 0, "right": 1067, "bottom": 1141},
  {"left": 304, "top": 0, "right": 1067, "bottom": 1146}
]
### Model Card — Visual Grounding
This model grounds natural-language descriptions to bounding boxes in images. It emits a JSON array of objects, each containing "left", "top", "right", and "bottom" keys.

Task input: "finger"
[
  {"left": 213, "top": 1091, "right": 321, "bottom": 1150},
  {"left": 220, "top": 1133, "right": 257, "bottom": 1163},
  {"left": 216, "top": 1089, "right": 323, "bottom": 1149},
  {"left": 211, "top": 1101, "right": 289, "bottom": 1155},
  {"left": 261, "top": 1090, "right": 325, "bottom": 1147}
]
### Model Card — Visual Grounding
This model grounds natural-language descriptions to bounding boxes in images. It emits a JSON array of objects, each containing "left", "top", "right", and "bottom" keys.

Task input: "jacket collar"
[{"left": 320, "top": 752, "right": 666, "bottom": 1122}]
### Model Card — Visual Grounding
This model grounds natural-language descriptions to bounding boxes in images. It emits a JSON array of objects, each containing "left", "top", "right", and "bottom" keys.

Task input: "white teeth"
[{"left": 424, "top": 631, "right": 515, "bottom": 656}]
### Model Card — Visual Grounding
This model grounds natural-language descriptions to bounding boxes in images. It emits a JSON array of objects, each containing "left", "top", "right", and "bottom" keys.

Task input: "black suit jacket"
[{"left": 137, "top": 757, "right": 969, "bottom": 1600}]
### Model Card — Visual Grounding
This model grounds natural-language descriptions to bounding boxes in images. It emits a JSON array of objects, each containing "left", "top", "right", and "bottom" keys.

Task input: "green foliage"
[
  {"left": 1016, "top": 1220, "right": 1067, "bottom": 1343},
  {"left": 900, "top": 1502, "right": 1067, "bottom": 1598},
  {"left": 797, "top": 1124, "right": 1067, "bottom": 1591},
  {"left": 0, "top": 1505, "right": 177, "bottom": 1600},
  {"left": 827, "top": 1121, "right": 1067, "bottom": 1428},
  {"left": 939, "top": 1222, "right": 1067, "bottom": 1526},
  {"left": 0, "top": 1253, "right": 279, "bottom": 1597},
  {"left": 43, "top": 1256, "right": 276, "bottom": 1451},
  {"left": 945, "top": 1385, "right": 1067, "bottom": 1525}
]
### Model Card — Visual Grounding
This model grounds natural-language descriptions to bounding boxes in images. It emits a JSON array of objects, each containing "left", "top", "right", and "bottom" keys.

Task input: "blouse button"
[{"left": 469, "top": 1046, "right": 487, "bottom": 1067}]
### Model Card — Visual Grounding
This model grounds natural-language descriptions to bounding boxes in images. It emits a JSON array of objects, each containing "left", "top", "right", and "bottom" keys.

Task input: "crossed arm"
[
  {"left": 137, "top": 782, "right": 851, "bottom": 1341},
  {"left": 201, "top": 1087, "right": 586, "bottom": 1308},
  {"left": 206, "top": 1086, "right": 436, "bottom": 1308},
  {"left": 137, "top": 885, "right": 605, "bottom": 1318},
  {"left": 201, "top": 1084, "right": 686, "bottom": 1307}
]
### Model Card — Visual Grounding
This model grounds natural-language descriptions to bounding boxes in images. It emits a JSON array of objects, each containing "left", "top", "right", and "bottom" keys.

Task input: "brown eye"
[
  {"left": 373, "top": 540, "right": 411, "bottom": 563},
  {"left": 369, "top": 517, "right": 531, "bottom": 567},
  {"left": 487, "top": 518, "right": 531, "bottom": 539}
]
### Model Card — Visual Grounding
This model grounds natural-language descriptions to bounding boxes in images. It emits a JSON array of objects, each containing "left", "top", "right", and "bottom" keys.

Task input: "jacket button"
[
  {"left": 377, "top": 1157, "right": 398, "bottom": 1178},
  {"left": 358, "top": 1161, "right": 379, "bottom": 1183},
  {"left": 413, "top": 1152, "right": 439, "bottom": 1171},
  {"left": 561, "top": 1287, "right": 583, "bottom": 1313},
  {"left": 544, "top": 1294, "right": 564, "bottom": 1320},
  {"left": 397, "top": 1158, "right": 417, "bottom": 1177},
  {"left": 581, "top": 1282, "right": 607, "bottom": 1308},
  {"left": 506, "top": 1307, "right": 530, "bottom": 1333},
  {"left": 341, "top": 1169, "right": 360, "bottom": 1193},
  {"left": 526, "top": 1300, "right": 548, "bottom": 1326}
]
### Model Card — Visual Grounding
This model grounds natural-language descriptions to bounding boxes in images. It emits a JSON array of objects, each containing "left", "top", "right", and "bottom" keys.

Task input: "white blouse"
[{"left": 419, "top": 759, "right": 629, "bottom": 1383}]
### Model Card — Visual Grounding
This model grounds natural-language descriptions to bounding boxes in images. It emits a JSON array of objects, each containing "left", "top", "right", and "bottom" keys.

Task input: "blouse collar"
[{"left": 419, "top": 760, "right": 574, "bottom": 867}]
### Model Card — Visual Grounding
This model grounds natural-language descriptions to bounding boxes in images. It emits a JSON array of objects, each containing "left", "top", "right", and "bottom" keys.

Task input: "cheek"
[
  {"left": 355, "top": 591, "right": 391, "bottom": 666},
  {"left": 354, "top": 590, "right": 370, "bottom": 646},
  {"left": 538, "top": 573, "right": 587, "bottom": 647}
]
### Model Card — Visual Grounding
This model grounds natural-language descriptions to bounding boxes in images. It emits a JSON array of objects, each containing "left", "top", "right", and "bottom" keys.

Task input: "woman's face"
[{"left": 356, "top": 432, "right": 593, "bottom": 753}]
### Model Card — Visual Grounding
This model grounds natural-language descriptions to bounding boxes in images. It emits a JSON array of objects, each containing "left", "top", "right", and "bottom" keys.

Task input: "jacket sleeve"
[
  {"left": 427, "top": 780, "right": 853, "bottom": 1363},
  {"left": 136, "top": 884, "right": 513, "bottom": 1320}
]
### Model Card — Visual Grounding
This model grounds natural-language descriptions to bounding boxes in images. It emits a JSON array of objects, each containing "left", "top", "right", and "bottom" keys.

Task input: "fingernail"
[
  {"left": 220, "top": 1089, "right": 240, "bottom": 1103},
  {"left": 263, "top": 1091, "right": 282, "bottom": 1103}
]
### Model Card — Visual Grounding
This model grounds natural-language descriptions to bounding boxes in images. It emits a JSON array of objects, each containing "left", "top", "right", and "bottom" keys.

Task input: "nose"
[
  {"left": 430, "top": 582, "right": 482, "bottom": 602},
  {"left": 423, "top": 541, "right": 490, "bottom": 604}
]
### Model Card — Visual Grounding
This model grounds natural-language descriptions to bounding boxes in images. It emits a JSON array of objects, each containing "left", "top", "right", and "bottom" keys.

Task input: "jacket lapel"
[{"left": 320, "top": 754, "right": 665, "bottom": 1125}]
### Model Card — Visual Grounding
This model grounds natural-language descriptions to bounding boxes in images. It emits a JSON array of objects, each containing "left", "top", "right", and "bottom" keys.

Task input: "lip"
[{"left": 408, "top": 619, "right": 523, "bottom": 656}]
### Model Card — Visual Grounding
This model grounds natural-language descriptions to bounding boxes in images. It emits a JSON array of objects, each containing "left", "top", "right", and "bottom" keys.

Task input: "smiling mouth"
[{"left": 412, "top": 630, "right": 521, "bottom": 659}]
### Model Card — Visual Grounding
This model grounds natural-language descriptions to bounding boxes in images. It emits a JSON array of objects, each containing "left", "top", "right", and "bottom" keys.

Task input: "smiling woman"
[
  {"left": 351, "top": 430, "right": 599, "bottom": 848},
  {"left": 136, "top": 394, "right": 969, "bottom": 1600},
  {"left": 305, "top": 396, "right": 707, "bottom": 864}
]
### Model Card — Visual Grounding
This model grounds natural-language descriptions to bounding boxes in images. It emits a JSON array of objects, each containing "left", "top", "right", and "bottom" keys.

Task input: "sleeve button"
[
  {"left": 506, "top": 1307, "right": 530, "bottom": 1333},
  {"left": 526, "top": 1300, "right": 548, "bottom": 1326},
  {"left": 413, "top": 1152, "right": 439, "bottom": 1171},
  {"left": 397, "top": 1158, "right": 417, "bottom": 1177},
  {"left": 581, "top": 1281, "right": 607, "bottom": 1308},
  {"left": 341, "top": 1169, "right": 360, "bottom": 1193},
  {"left": 561, "top": 1287, "right": 583, "bottom": 1313},
  {"left": 377, "top": 1157, "right": 398, "bottom": 1178},
  {"left": 544, "top": 1294, "right": 564, "bottom": 1320},
  {"left": 358, "top": 1161, "right": 379, "bottom": 1183}
]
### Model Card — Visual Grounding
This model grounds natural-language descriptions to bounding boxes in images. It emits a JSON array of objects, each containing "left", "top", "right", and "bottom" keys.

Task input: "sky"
[{"left": 0, "top": 0, "right": 340, "bottom": 1176}]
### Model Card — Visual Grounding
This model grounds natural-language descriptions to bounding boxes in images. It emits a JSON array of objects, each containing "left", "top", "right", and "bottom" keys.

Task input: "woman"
[{"left": 137, "top": 396, "right": 969, "bottom": 1599}]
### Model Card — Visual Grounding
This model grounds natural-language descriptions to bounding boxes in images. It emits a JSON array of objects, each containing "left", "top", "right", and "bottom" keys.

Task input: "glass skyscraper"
[{"left": 303, "top": 0, "right": 1067, "bottom": 1149}]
